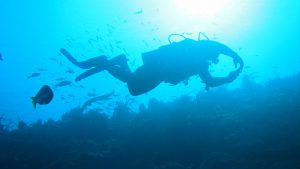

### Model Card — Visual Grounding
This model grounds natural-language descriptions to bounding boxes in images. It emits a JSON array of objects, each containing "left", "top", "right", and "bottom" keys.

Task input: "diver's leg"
[
  {"left": 106, "top": 64, "right": 131, "bottom": 83},
  {"left": 60, "top": 48, "right": 108, "bottom": 69},
  {"left": 104, "top": 54, "right": 132, "bottom": 82},
  {"left": 107, "top": 64, "right": 162, "bottom": 95},
  {"left": 66, "top": 53, "right": 131, "bottom": 82},
  {"left": 74, "top": 59, "right": 129, "bottom": 82},
  {"left": 126, "top": 65, "right": 162, "bottom": 96},
  {"left": 109, "top": 54, "right": 130, "bottom": 73}
]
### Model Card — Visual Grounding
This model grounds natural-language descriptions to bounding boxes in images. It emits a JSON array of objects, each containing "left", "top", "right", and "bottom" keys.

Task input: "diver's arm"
[
  {"left": 215, "top": 42, "right": 244, "bottom": 70},
  {"left": 200, "top": 68, "right": 241, "bottom": 90},
  {"left": 200, "top": 70, "right": 229, "bottom": 90}
]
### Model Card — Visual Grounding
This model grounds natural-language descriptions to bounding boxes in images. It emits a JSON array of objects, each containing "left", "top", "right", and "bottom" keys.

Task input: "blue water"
[{"left": 0, "top": 1, "right": 300, "bottom": 168}]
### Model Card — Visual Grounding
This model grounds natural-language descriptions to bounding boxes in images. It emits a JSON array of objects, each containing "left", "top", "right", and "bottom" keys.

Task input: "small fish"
[
  {"left": 109, "top": 43, "right": 114, "bottom": 53},
  {"left": 106, "top": 24, "right": 115, "bottom": 30},
  {"left": 27, "top": 73, "right": 41, "bottom": 79},
  {"left": 56, "top": 77, "right": 66, "bottom": 81},
  {"left": 97, "top": 48, "right": 104, "bottom": 53},
  {"left": 66, "top": 39, "right": 72, "bottom": 44},
  {"left": 134, "top": 9, "right": 143, "bottom": 14},
  {"left": 65, "top": 68, "right": 75, "bottom": 74},
  {"left": 107, "top": 29, "right": 113, "bottom": 37},
  {"left": 50, "top": 57, "right": 58, "bottom": 62},
  {"left": 37, "top": 68, "right": 47, "bottom": 71},
  {"left": 143, "top": 40, "right": 149, "bottom": 47},
  {"left": 87, "top": 92, "right": 97, "bottom": 97},
  {"left": 55, "top": 80, "right": 72, "bottom": 88},
  {"left": 0, "top": 53, "right": 3, "bottom": 61},
  {"left": 88, "top": 39, "right": 94, "bottom": 46},
  {"left": 115, "top": 40, "right": 122, "bottom": 44},
  {"left": 68, "top": 94, "right": 75, "bottom": 98},
  {"left": 182, "top": 32, "right": 193, "bottom": 35},
  {"left": 31, "top": 85, "right": 54, "bottom": 109},
  {"left": 151, "top": 27, "right": 159, "bottom": 32}
]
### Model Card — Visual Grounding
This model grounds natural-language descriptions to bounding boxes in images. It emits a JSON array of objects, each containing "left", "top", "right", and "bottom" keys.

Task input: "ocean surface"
[{"left": 0, "top": 0, "right": 299, "bottom": 168}]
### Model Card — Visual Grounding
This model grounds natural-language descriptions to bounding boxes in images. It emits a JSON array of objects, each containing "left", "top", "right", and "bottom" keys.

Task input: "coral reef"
[{"left": 0, "top": 73, "right": 300, "bottom": 169}]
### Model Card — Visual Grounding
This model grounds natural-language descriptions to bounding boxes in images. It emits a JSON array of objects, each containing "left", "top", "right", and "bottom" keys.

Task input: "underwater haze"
[{"left": 0, "top": 0, "right": 300, "bottom": 169}]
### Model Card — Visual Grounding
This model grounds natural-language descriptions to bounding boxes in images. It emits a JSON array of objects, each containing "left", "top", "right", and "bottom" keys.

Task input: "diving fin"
[
  {"left": 60, "top": 48, "right": 83, "bottom": 68},
  {"left": 60, "top": 48, "right": 108, "bottom": 69},
  {"left": 76, "top": 67, "right": 106, "bottom": 82}
]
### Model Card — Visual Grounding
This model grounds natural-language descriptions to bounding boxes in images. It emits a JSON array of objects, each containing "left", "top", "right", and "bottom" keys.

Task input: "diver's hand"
[
  {"left": 233, "top": 55, "right": 244, "bottom": 70},
  {"left": 227, "top": 69, "right": 241, "bottom": 83},
  {"left": 205, "top": 85, "right": 210, "bottom": 91}
]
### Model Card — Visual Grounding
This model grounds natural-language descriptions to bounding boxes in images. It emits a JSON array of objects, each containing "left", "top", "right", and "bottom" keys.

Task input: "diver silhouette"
[{"left": 60, "top": 34, "right": 244, "bottom": 96}]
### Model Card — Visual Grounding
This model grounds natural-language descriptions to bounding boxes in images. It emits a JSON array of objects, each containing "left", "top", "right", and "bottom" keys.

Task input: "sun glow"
[{"left": 175, "top": 0, "right": 229, "bottom": 19}]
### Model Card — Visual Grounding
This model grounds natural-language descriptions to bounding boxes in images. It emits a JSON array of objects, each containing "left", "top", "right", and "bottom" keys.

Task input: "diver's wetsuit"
[
  {"left": 61, "top": 38, "right": 243, "bottom": 96},
  {"left": 142, "top": 39, "right": 241, "bottom": 85}
]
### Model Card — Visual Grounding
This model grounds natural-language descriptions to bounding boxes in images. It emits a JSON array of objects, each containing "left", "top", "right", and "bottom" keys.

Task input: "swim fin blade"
[{"left": 76, "top": 67, "right": 105, "bottom": 82}]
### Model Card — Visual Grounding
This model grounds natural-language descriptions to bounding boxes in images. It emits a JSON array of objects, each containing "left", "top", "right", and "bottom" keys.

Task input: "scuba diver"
[{"left": 60, "top": 33, "right": 244, "bottom": 96}]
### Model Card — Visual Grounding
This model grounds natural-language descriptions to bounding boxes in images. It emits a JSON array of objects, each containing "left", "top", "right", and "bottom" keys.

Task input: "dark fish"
[
  {"left": 27, "top": 73, "right": 41, "bottom": 79},
  {"left": 31, "top": 85, "right": 54, "bottom": 109},
  {"left": 0, "top": 53, "right": 3, "bottom": 61},
  {"left": 55, "top": 80, "right": 72, "bottom": 88}
]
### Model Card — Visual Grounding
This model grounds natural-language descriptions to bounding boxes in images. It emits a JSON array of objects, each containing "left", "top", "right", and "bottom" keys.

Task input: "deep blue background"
[{"left": 0, "top": 0, "right": 299, "bottom": 123}]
